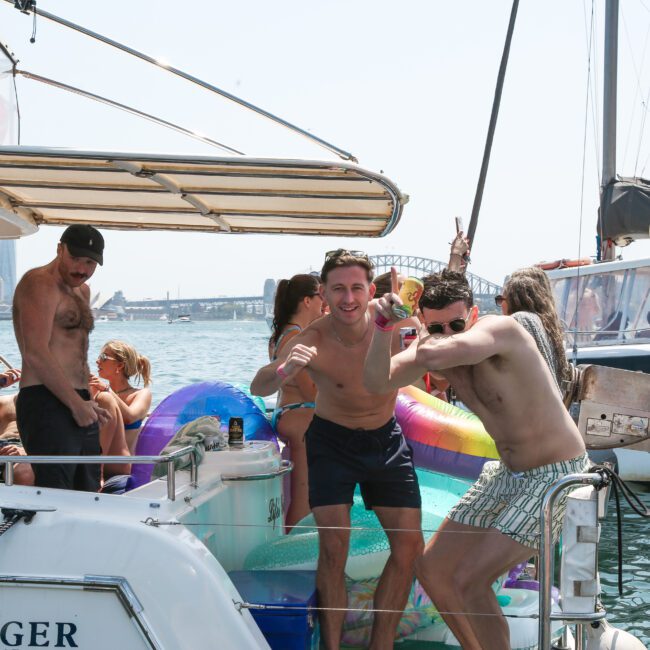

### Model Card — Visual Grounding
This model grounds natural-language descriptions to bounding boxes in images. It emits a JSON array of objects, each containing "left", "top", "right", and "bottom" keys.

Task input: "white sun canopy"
[{"left": 0, "top": 146, "right": 407, "bottom": 238}]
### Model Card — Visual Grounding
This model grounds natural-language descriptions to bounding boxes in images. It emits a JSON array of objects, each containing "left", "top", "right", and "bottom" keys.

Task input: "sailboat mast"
[
  {"left": 467, "top": 0, "right": 520, "bottom": 247},
  {"left": 600, "top": 0, "right": 619, "bottom": 261}
]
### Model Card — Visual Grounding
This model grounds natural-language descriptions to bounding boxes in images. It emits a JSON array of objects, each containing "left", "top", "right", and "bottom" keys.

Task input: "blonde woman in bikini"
[{"left": 91, "top": 340, "right": 152, "bottom": 454}]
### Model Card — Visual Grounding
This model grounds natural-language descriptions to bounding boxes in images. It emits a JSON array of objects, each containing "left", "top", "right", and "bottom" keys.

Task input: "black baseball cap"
[{"left": 60, "top": 225, "right": 104, "bottom": 266}]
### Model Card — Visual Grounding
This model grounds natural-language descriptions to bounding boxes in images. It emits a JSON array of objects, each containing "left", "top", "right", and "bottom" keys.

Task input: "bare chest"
[
  {"left": 443, "top": 361, "right": 507, "bottom": 412},
  {"left": 310, "top": 339, "right": 369, "bottom": 392},
  {"left": 54, "top": 291, "right": 94, "bottom": 334}
]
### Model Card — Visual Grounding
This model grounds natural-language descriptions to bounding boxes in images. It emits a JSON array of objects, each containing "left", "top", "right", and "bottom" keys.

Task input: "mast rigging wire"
[
  {"left": 620, "top": 5, "right": 650, "bottom": 178},
  {"left": 619, "top": 7, "right": 650, "bottom": 175},
  {"left": 2, "top": 0, "right": 357, "bottom": 162},
  {"left": 571, "top": 0, "right": 597, "bottom": 364},
  {"left": 15, "top": 69, "right": 245, "bottom": 155}
]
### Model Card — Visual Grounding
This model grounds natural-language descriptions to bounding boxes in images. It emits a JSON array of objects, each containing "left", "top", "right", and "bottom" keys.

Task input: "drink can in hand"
[{"left": 392, "top": 277, "right": 424, "bottom": 319}]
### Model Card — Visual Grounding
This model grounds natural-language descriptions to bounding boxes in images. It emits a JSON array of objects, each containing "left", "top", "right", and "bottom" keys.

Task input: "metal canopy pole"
[
  {"left": 466, "top": 0, "right": 520, "bottom": 247},
  {"left": 2, "top": 0, "right": 357, "bottom": 162}
]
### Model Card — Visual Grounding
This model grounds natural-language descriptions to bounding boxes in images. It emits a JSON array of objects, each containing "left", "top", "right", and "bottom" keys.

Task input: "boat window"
[
  {"left": 551, "top": 270, "right": 628, "bottom": 346},
  {"left": 627, "top": 266, "right": 650, "bottom": 340}
]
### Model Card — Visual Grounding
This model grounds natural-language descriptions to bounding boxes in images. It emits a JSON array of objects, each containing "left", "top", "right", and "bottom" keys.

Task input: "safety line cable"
[
  {"left": 233, "top": 600, "right": 539, "bottom": 619},
  {"left": 143, "top": 519, "right": 540, "bottom": 540}
]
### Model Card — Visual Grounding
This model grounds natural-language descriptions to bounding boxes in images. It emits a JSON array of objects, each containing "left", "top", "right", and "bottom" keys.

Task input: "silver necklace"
[{"left": 330, "top": 314, "right": 369, "bottom": 347}]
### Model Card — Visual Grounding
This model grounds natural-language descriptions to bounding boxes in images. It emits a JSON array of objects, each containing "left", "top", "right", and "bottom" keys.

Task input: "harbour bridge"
[
  {"left": 369, "top": 255, "right": 502, "bottom": 297},
  {"left": 101, "top": 256, "right": 501, "bottom": 319}
]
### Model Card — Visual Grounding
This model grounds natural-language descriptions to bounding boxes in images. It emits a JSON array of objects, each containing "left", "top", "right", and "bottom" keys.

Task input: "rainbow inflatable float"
[{"left": 396, "top": 385, "right": 499, "bottom": 480}]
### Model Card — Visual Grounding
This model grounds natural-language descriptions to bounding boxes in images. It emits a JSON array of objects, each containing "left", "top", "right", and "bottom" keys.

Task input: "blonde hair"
[{"left": 103, "top": 340, "right": 152, "bottom": 387}]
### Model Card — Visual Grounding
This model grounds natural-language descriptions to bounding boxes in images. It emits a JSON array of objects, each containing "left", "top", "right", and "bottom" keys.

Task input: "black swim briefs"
[
  {"left": 16, "top": 385, "right": 101, "bottom": 492},
  {"left": 305, "top": 414, "right": 421, "bottom": 510}
]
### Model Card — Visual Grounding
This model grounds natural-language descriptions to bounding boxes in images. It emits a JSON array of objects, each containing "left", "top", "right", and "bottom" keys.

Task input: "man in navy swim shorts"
[{"left": 252, "top": 250, "right": 422, "bottom": 650}]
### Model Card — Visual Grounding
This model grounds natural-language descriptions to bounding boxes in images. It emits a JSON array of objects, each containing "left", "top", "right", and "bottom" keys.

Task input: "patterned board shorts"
[{"left": 448, "top": 452, "right": 590, "bottom": 550}]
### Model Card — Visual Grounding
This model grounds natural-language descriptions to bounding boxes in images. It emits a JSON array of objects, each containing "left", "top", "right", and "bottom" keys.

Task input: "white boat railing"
[
  {"left": 0, "top": 445, "right": 198, "bottom": 501},
  {"left": 538, "top": 471, "right": 607, "bottom": 649}
]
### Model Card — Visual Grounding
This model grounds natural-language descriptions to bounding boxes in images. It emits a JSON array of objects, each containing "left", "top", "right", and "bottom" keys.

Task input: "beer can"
[
  {"left": 228, "top": 417, "right": 244, "bottom": 447},
  {"left": 392, "top": 277, "right": 424, "bottom": 319}
]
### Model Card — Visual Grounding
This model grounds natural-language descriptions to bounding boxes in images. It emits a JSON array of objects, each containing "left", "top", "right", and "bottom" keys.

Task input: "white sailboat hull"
[{"left": 0, "top": 443, "right": 286, "bottom": 649}]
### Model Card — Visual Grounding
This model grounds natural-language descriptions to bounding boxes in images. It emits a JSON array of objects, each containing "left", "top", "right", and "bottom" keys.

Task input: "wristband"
[
  {"left": 374, "top": 314, "right": 394, "bottom": 332},
  {"left": 276, "top": 363, "right": 289, "bottom": 380}
]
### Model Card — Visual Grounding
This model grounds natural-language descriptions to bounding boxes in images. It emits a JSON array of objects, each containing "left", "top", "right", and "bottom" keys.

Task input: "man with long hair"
[
  {"left": 363, "top": 268, "right": 587, "bottom": 650},
  {"left": 251, "top": 250, "right": 423, "bottom": 650}
]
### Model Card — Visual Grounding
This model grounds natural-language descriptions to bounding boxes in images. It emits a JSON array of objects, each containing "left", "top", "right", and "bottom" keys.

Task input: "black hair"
[
  {"left": 419, "top": 269, "right": 473, "bottom": 310},
  {"left": 270, "top": 274, "right": 321, "bottom": 346}
]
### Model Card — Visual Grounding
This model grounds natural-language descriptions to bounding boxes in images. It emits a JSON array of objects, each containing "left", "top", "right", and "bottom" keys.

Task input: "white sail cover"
[
  {"left": 0, "top": 146, "right": 407, "bottom": 238},
  {"left": 599, "top": 177, "right": 650, "bottom": 245}
]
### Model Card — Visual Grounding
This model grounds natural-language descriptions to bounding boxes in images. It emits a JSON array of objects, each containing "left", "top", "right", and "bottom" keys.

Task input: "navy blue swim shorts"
[{"left": 305, "top": 414, "right": 421, "bottom": 510}]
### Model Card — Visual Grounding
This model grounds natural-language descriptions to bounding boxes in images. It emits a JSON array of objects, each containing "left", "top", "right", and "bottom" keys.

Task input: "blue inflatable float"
[{"left": 129, "top": 381, "right": 277, "bottom": 488}]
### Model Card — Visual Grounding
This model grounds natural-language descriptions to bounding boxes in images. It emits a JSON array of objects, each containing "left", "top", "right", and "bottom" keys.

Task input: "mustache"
[{"left": 71, "top": 273, "right": 88, "bottom": 280}]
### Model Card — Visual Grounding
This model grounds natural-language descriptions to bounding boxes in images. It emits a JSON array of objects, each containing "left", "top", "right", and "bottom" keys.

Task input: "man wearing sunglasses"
[
  {"left": 12, "top": 224, "right": 110, "bottom": 492},
  {"left": 251, "top": 249, "right": 423, "bottom": 650},
  {"left": 364, "top": 268, "right": 587, "bottom": 650}
]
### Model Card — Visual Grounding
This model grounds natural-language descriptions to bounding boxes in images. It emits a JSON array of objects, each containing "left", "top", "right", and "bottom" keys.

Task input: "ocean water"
[
  {"left": 0, "top": 319, "right": 648, "bottom": 644},
  {"left": 0, "top": 319, "right": 271, "bottom": 407}
]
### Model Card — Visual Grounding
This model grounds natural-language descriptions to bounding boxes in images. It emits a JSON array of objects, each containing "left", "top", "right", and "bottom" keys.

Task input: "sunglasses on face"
[
  {"left": 324, "top": 249, "right": 369, "bottom": 262},
  {"left": 495, "top": 295, "right": 506, "bottom": 307},
  {"left": 426, "top": 317, "right": 468, "bottom": 335},
  {"left": 97, "top": 352, "right": 118, "bottom": 362}
]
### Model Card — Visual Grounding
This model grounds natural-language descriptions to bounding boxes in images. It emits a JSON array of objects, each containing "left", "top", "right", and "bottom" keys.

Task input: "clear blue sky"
[{"left": 3, "top": 0, "right": 650, "bottom": 300}]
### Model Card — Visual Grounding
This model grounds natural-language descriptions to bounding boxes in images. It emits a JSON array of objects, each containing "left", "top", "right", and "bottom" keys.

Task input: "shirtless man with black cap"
[{"left": 13, "top": 224, "right": 110, "bottom": 491}]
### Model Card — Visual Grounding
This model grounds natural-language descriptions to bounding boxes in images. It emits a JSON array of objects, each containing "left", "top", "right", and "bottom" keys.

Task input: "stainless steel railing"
[
  {"left": 0, "top": 445, "right": 198, "bottom": 501},
  {"left": 538, "top": 472, "right": 606, "bottom": 649}
]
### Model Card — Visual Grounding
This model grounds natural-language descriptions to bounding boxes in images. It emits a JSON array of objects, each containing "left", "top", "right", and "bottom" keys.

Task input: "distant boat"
[
  {"left": 0, "top": 304, "right": 12, "bottom": 321},
  {"left": 96, "top": 314, "right": 109, "bottom": 323},
  {"left": 168, "top": 314, "right": 192, "bottom": 324}
]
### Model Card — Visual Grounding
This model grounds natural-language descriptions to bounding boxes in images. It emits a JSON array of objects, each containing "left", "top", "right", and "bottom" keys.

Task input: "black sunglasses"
[
  {"left": 494, "top": 295, "right": 506, "bottom": 307},
  {"left": 324, "top": 249, "right": 369, "bottom": 262},
  {"left": 426, "top": 318, "right": 468, "bottom": 335}
]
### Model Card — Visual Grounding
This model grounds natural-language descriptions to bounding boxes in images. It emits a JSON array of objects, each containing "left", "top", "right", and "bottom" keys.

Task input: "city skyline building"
[{"left": 0, "top": 240, "right": 16, "bottom": 304}]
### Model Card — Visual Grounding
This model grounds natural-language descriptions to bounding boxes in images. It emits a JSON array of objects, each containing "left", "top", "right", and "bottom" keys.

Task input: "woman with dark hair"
[
  {"left": 496, "top": 266, "right": 572, "bottom": 390},
  {"left": 269, "top": 273, "right": 323, "bottom": 529}
]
